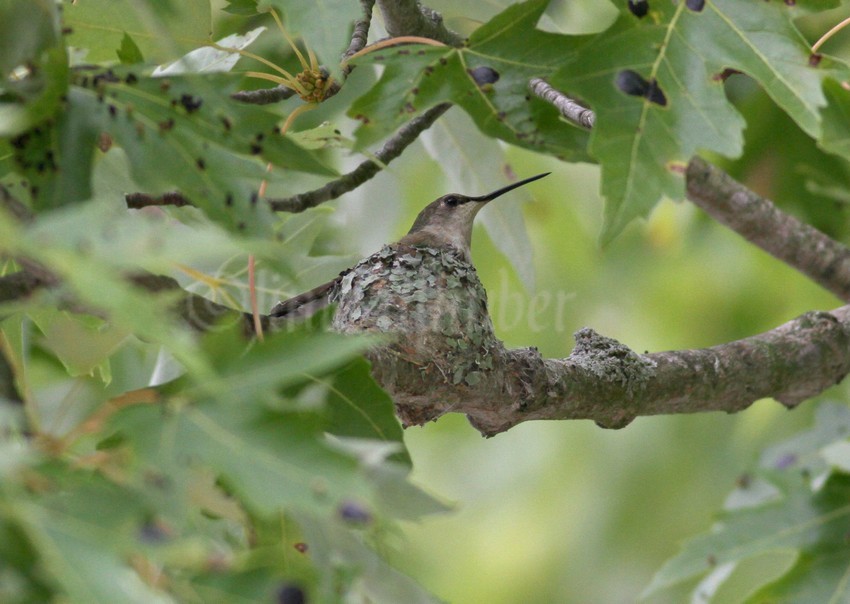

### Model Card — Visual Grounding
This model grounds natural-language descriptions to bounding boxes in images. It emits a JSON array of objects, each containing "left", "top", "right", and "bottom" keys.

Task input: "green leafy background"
[{"left": 4, "top": 0, "right": 850, "bottom": 602}]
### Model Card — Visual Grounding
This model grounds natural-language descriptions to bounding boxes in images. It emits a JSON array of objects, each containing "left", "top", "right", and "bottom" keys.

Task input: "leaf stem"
[
  {"left": 245, "top": 70, "right": 306, "bottom": 96},
  {"left": 210, "top": 43, "right": 298, "bottom": 81},
  {"left": 249, "top": 254, "right": 263, "bottom": 340},
  {"left": 343, "top": 36, "right": 446, "bottom": 65},
  {"left": 269, "top": 7, "right": 311, "bottom": 71},
  {"left": 812, "top": 16, "right": 850, "bottom": 53}
]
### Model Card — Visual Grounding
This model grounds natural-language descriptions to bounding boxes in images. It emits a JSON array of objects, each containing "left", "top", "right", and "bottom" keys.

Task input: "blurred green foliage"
[{"left": 3, "top": 0, "right": 850, "bottom": 602}]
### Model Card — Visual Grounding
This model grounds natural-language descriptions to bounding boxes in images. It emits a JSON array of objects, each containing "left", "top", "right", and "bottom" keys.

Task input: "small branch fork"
[{"left": 230, "top": 0, "right": 376, "bottom": 105}]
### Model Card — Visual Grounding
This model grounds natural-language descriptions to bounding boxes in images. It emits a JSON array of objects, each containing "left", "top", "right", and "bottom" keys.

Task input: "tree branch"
[
  {"left": 123, "top": 103, "right": 452, "bottom": 213},
  {"left": 686, "top": 156, "right": 850, "bottom": 302},
  {"left": 529, "top": 77, "right": 595, "bottom": 130},
  {"left": 375, "top": 0, "right": 462, "bottom": 45},
  {"left": 230, "top": 85, "right": 297, "bottom": 105},
  {"left": 322, "top": 241, "right": 850, "bottom": 437},
  {"left": 267, "top": 102, "right": 452, "bottom": 212},
  {"left": 0, "top": 271, "right": 49, "bottom": 304},
  {"left": 0, "top": 269, "right": 259, "bottom": 337},
  {"left": 124, "top": 191, "right": 194, "bottom": 210},
  {"left": 0, "top": 339, "right": 22, "bottom": 405},
  {"left": 374, "top": 306, "right": 850, "bottom": 436},
  {"left": 526, "top": 82, "right": 850, "bottom": 302},
  {"left": 344, "top": 0, "right": 377, "bottom": 61}
]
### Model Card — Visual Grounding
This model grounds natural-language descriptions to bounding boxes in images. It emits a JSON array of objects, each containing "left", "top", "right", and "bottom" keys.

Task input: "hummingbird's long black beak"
[{"left": 469, "top": 172, "right": 550, "bottom": 202}]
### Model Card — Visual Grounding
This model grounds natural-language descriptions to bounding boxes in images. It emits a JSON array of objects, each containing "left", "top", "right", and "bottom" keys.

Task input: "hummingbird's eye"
[{"left": 444, "top": 196, "right": 460, "bottom": 207}]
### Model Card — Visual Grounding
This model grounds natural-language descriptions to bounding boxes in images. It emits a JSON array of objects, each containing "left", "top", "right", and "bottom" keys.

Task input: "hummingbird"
[{"left": 269, "top": 172, "right": 550, "bottom": 320}]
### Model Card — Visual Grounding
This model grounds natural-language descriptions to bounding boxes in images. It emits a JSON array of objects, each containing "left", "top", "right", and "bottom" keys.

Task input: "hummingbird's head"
[{"left": 404, "top": 172, "right": 550, "bottom": 257}]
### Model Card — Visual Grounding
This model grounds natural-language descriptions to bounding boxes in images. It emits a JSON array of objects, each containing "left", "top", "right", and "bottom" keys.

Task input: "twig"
[
  {"left": 343, "top": 0, "right": 376, "bottom": 62},
  {"left": 0, "top": 269, "right": 260, "bottom": 336},
  {"left": 230, "top": 85, "right": 297, "bottom": 105},
  {"left": 1, "top": 185, "right": 35, "bottom": 223},
  {"left": 0, "top": 270, "right": 48, "bottom": 304},
  {"left": 0, "top": 333, "right": 23, "bottom": 405},
  {"left": 125, "top": 191, "right": 192, "bottom": 209},
  {"left": 128, "top": 273, "right": 261, "bottom": 335},
  {"left": 529, "top": 77, "right": 595, "bottom": 130},
  {"left": 686, "top": 156, "right": 850, "bottom": 302},
  {"left": 268, "top": 102, "right": 452, "bottom": 212},
  {"left": 0, "top": 186, "right": 60, "bottom": 288},
  {"left": 128, "top": 0, "right": 458, "bottom": 212},
  {"left": 122, "top": 102, "right": 452, "bottom": 213}
]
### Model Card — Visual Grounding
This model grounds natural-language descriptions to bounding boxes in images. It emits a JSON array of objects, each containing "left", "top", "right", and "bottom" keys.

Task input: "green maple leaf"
[
  {"left": 644, "top": 470, "right": 850, "bottom": 602},
  {"left": 759, "top": 402, "right": 850, "bottom": 481},
  {"left": 0, "top": 0, "right": 68, "bottom": 138},
  {"left": 324, "top": 358, "right": 409, "bottom": 465},
  {"left": 263, "top": 208, "right": 356, "bottom": 299},
  {"left": 348, "top": 0, "right": 590, "bottom": 160},
  {"left": 223, "top": 0, "right": 259, "bottom": 17},
  {"left": 111, "top": 326, "right": 374, "bottom": 515},
  {"left": 10, "top": 466, "right": 168, "bottom": 604},
  {"left": 116, "top": 32, "right": 145, "bottom": 65},
  {"left": 14, "top": 70, "right": 335, "bottom": 233},
  {"left": 63, "top": 0, "right": 212, "bottom": 64},
  {"left": 818, "top": 77, "right": 850, "bottom": 162},
  {"left": 646, "top": 403, "right": 850, "bottom": 602},
  {"left": 552, "top": 0, "right": 831, "bottom": 243}
]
